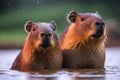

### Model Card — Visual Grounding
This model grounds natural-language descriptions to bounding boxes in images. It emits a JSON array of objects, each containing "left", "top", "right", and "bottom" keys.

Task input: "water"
[{"left": 0, "top": 47, "right": 120, "bottom": 80}]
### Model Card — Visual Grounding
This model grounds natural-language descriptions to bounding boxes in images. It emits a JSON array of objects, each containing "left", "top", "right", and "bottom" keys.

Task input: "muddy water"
[{"left": 0, "top": 47, "right": 120, "bottom": 80}]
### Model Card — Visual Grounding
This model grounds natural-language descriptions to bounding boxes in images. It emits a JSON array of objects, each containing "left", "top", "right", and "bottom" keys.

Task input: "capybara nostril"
[
  {"left": 41, "top": 33, "right": 52, "bottom": 39},
  {"left": 92, "top": 22, "right": 105, "bottom": 39},
  {"left": 40, "top": 33, "right": 52, "bottom": 44},
  {"left": 95, "top": 22, "right": 101, "bottom": 26},
  {"left": 95, "top": 22, "right": 105, "bottom": 32},
  {"left": 47, "top": 33, "right": 52, "bottom": 39},
  {"left": 40, "top": 33, "right": 52, "bottom": 48},
  {"left": 41, "top": 33, "right": 46, "bottom": 39},
  {"left": 95, "top": 22, "right": 105, "bottom": 28}
]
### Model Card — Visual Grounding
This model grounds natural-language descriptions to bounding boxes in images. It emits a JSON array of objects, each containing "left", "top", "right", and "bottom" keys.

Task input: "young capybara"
[
  {"left": 11, "top": 20, "right": 63, "bottom": 71},
  {"left": 59, "top": 11, "right": 107, "bottom": 69}
]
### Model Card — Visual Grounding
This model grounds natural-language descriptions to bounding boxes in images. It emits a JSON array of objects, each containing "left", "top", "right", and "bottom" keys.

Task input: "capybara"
[
  {"left": 59, "top": 11, "right": 107, "bottom": 69},
  {"left": 11, "top": 20, "right": 63, "bottom": 71}
]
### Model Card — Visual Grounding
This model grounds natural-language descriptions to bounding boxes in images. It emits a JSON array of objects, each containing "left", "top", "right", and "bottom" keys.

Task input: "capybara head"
[
  {"left": 67, "top": 11, "right": 106, "bottom": 41},
  {"left": 24, "top": 20, "right": 57, "bottom": 49}
]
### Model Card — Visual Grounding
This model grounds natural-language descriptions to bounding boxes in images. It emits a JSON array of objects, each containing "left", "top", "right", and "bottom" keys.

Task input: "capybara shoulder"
[
  {"left": 11, "top": 20, "right": 63, "bottom": 71},
  {"left": 59, "top": 11, "right": 107, "bottom": 69}
]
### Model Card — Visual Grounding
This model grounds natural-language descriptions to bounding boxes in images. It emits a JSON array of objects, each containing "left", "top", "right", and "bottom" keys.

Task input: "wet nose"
[
  {"left": 41, "top": 33, "right": 51, "bottom": 40},
  {"left": 40, "top": 33, "right": 52, "bottom": 48},
  {"left": 92, "top": 21, "right": 105, "bottom": 39},
  {"left": 95, "top": 22, "right": 105, "bottom": 31}
]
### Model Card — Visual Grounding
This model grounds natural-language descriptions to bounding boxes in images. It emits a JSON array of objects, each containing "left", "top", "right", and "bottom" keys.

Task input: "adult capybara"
[
  {"left": 59, "top": 11, "right": 107, "bottom": 69},
  {"left": 11, "top": 20, "right": 63, "bottom": 71}
]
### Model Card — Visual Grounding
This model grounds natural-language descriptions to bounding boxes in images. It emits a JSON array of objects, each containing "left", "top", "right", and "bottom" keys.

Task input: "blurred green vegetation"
[{"left": 0, "top": 0, "right": 120, "bottom": 48}]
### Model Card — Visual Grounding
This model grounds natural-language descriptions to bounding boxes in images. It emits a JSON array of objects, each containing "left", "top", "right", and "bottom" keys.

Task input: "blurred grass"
[
  {"left": 0, "top": 3, "right": 116, "bottom": 44},
  {"left": 0, "top": 31, "right": 26, "bottom": 44}
]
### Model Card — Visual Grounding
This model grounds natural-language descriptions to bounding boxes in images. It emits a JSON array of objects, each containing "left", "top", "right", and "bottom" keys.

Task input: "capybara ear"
[
  {"left": 50, "top": 20, "right": 57, "bottom": 31},
  {"left": 24, "top": 21, "right": 33, "bottom": 32},
  {"left": 67, "top": 11, "right": 78, "bottom": 23}
]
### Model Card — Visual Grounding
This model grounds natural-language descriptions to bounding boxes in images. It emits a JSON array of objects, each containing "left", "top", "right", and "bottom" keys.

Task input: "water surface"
[{"left": 0, "top": 47, "right": 120, "bottom": 80}]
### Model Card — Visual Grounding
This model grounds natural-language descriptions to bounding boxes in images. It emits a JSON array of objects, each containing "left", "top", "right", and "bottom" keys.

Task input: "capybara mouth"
[
  {"left": 40, "top": 44, "right": 51, "bottom": 48},
  {"left": 92, "top": 30, "right": 104, "bottom": 39},
  {"left": 92, "top": 34, "right": 102, "bottom": 39},
  {"left": 40, "top": 42, "right": 51, "bottom": 48}
]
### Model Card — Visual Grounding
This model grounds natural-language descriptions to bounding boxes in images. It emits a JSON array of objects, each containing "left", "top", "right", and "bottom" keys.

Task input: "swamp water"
[{"left": 0, "top": 47, "right": 120, "bottom": 80}]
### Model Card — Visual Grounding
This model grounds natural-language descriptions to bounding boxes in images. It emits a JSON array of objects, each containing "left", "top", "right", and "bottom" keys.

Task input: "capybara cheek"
[
  {"left": 87, "top": 30, "right": 96, "bottom": 39},
  {"left": 49, "top": 34, "right": 55, "bottom": 46},
  {"left": 51, "top": 39, "right": 55, "bottom": 47},
  {"left": 35, "top": 39, "right": 42, "bottom": 48}
]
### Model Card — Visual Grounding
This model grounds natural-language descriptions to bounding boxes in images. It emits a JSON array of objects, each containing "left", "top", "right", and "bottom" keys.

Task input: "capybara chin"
[
  {"left": 11, "top": 20, "right": 63, "bottom": 71},
  {"left": 59, "top": 11, "right": 107, "bottom": 69}
]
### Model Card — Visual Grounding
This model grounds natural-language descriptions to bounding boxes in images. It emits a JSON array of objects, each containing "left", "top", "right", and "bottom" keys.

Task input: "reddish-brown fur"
[
  {"left": 59, "top": 11, "right": 107, "bottom": 69},
  {"left": 11, "top": 21, "right": 63, "bottom": 71}
]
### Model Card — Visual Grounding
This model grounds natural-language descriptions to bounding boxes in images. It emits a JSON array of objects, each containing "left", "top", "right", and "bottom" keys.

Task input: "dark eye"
[
  {"left": 33, "top": 28, "right": 35, "bottom": 31},
  {"left": 81, "top": 17, "right": 85, "bottom": 21}
]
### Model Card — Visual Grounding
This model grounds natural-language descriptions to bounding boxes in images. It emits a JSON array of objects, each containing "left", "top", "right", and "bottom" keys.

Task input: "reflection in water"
[
  {"left": 0, "top": 47, "right": 120, "bottom": 80},
  {"left": 0, "top": 69, "right": 107, "bottom": 80}
]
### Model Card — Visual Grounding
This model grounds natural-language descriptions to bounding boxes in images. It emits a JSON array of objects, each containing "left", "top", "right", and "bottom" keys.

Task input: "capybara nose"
[
  {"left": 40, "top": 33, "right": 51, "bottom": 48},
  {"left": 95, "top": 22, "right": 105, "bottom": 31},
  {"left": 92, "top": 22, "right": 105, "bottom": 39},
  {"left": 41, "top": 33, "right": 51, "bottom": 40}
]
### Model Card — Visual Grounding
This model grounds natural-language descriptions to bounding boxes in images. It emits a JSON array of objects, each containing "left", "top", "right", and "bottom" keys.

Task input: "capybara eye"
[
  {"left": 33, "top": 28, "right": 35, "bottom": 31},
  {"left": 81, "top": 18, "right": 85, "bottom": 22}
]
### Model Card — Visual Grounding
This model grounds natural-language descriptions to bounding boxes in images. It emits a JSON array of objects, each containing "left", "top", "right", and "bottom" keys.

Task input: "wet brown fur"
[
  {"left": 11, "top": 21, "right": 63, "bottom": 71},
  {"left": 59, "top": 11, "right": 107, "bottom": 69}
]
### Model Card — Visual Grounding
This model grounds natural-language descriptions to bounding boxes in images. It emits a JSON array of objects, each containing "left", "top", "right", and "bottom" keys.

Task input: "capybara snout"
[
  {"left": 40, "top": 33, "right": 52, "bottom": 48},
  {"left": 92, "top": 20, "right": 105, "bottom": 38}
]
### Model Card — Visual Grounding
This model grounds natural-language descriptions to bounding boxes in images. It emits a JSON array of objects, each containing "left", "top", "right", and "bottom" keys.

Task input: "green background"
[{"left": 0, "top": 0, "right": 120, "bottom": 48}]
